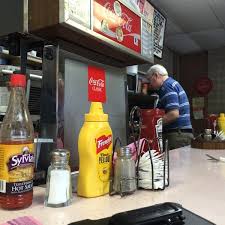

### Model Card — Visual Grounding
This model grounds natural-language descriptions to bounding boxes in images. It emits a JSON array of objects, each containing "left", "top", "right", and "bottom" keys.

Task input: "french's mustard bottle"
[{"left": 77, "top": 102, "right": 113, "bottom": 197}]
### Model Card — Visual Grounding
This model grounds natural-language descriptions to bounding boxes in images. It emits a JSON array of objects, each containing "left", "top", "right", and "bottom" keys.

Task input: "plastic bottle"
[
  {"left": 0, "top": 74, "right": 34, "bottom": 209},
  {"left": 218, "top": 113, "right": 225, "bottom": 134},
  {"left": 77, "top": 102, "right": 113, "bottom": 197}
]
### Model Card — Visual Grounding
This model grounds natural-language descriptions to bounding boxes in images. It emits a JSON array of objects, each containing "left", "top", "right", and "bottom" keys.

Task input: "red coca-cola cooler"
[
  {"left": 141, "top": 108, "right": 165, "bottom": 152},
  {"left": 128, "top": 93, "right": 164, "bottom": 152}
]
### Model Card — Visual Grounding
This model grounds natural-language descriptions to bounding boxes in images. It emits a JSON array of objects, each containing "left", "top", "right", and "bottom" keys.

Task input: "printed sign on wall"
[
  {"left": 153, "top": 9, "right": 166, "bottom": 58},
  {"left": 93, "top": 0, "right": 141, "bottom": 53},
  {"left": 88, "top": 66, "right": 106, "bottom": 102}
]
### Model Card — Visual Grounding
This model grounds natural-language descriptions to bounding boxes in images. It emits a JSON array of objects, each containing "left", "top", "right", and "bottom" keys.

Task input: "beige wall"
[{"left": 208, "top": 47, "right": 225, "bottom": 114}]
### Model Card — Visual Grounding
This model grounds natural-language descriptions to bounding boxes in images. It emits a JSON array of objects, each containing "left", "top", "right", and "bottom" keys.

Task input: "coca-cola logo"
[
  {"left": 96, "top": 135, "right": 112, "bottom": 154},
  {"left": 89, "top": 77, "right": 105, "bottom": 92},
  {"left": 120, "top": 13, "right": 132, "bottom": 32},
  {"left": 103, "top": 2, "right": 133, "bottom": 33},
  {"left": 8, "top": 146, "right": 34, "bottom": 171}
]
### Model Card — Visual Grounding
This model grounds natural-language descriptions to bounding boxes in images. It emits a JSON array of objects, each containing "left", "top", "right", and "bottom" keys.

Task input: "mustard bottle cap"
[
  {"left": 220, "top": 113, "right": 225, "bottom": 118},
  {"left": 85, "top": 102, "right": 108, "bottom": 122}
]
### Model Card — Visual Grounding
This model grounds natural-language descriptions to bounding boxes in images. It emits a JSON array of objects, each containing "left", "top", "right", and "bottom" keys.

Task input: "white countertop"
[{"left": 1, "top": 146, "right": 225, "bottom": 225}]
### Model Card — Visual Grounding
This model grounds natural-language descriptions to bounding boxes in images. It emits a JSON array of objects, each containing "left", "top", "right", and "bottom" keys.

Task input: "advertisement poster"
[
  {"left": 88, "top": 66, "right": 106, "bottom": 103},
  {"left": 192, "top": 97, "right": 205, "bottom": 120},
  {"left": 93, "top": 0, "right": 141, "bottom": 53},
  {"left": 153, "top": 9, "right": 166, "bottom": 58}
]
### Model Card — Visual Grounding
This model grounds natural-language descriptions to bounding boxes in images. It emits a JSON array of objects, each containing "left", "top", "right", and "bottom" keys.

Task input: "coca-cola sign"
[
  {"left": 96, "top": 135, "right": 112, "bottom": 154},
  {"left": 194, "top": 76, "right": 213, "bottom": 96},
  {"left": 93, "top": 0, "right": 141, "bottom": 53},
  {"left": 88, "top": 66, "right": 106, "bottom": 102},
  {"left": 89, "top": 77, "right": 105, "bottom": 91}
]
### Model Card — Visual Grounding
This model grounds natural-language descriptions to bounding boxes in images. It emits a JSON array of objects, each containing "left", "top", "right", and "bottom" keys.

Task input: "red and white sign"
[
  {"left": 96, "top": 135, "right": 112, "bottom": 154},
  {"left": 93, "top": 0, "right": 141, "bottom": 53},
  {"left": 88, "top": 66, "right": 106, "bottom": 102},
  {"left": 194, "top": 76, "right": 213, "bottom": 96}
]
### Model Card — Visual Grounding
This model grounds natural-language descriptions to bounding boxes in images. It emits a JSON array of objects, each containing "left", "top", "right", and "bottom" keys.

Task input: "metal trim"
[
  {"left": 23, "top": 0, "right": 29, "bottom": 32},
  {"left": 141, "top": 17, "right": 143, "bottom": 56},
  {"left": 55, "top": 45, "right": 60, "bottom": 139},
  {"left": 59, "top": 0, "right": 66, "bottom": 23},
  {"left": 90, "top": 0, "right": 94, "bottom": 30}
]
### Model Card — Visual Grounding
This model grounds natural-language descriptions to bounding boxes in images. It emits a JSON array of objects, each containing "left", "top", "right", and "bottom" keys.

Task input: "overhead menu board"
[
  {"left": 93, "top": 0, "right": 141, "bottom": 53},
  {"left": 141, "top": 1, "right": 154, "bottom": 60},
  {"left": 64, "top": 0, "right": 91, "bottom": 28},
  {"left": 142, "top": 0, "right": 154, "bottom": 24},
  {"left": 120, "top": 0, "right": 145, "bottom": 14},
  {"left": 141, "top": 20, "right": 153, "bottom": 60},
  {"left": 153, "top": 9, "right": 166, "bottom": 58}
]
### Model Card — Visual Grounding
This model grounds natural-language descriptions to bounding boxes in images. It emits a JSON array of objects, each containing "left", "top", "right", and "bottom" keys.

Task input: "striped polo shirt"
[{"left": 157, "top": 77, "right": 192, "bottom": 131}]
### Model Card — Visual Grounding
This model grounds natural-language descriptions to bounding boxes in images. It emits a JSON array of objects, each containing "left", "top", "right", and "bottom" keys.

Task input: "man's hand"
[{"left": 162, "top": 109, "right": 179, "bottom": 125}]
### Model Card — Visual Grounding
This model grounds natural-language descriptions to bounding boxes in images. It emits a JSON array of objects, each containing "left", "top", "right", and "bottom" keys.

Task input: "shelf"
[{"left": 0, "top": 50, "right": 42, "bottom": 67}]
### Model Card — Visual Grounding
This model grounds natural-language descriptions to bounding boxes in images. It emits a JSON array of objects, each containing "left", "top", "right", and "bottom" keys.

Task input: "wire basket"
[{"left": 136, "top": 138, "right": 169, "bottom": 190}]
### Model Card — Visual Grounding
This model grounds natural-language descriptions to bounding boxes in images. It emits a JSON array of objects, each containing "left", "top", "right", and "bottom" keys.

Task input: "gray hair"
[{"left": 147, "top": 64, "right": 168, "bottom": 77}]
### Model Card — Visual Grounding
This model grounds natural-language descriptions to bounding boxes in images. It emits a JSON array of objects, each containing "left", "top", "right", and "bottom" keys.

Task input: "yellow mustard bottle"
[
  {"left": 77, "top": 102, "right": 113, "bottom": 197},
  {"left": 218, "top": 113, "right": 225, "bottom": 134}
]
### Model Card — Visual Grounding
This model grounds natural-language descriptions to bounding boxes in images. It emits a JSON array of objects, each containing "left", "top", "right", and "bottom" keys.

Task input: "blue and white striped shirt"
[{"left": 157, "top": 77, "right": 192, "bottom": 131}]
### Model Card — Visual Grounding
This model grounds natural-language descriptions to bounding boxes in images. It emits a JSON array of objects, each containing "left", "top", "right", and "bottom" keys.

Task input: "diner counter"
[{"left": 1, "top": 146, "right": 225, "bottom": 225}]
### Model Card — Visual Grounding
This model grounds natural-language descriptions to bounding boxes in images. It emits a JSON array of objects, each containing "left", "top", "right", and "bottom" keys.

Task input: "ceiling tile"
[
  {"left": 165, "top": 33, "right": 202, "bottom": 54},
  {"left": 151, "top": 0, "right": 222, "bottom": 32},
  {"left": 166, "top": 18, "right": 183, "bottom": 36},
  {"left": 189, "top": 28, "right": 225, "bottom": 50},
  {"left": 149, "top": 0, "right": 225, "bottom": 54},
  {"left": 208, "top": 0, "right": 225, "bottom": 28}
]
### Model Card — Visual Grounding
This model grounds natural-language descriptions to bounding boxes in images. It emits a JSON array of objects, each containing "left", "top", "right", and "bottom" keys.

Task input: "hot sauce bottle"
[{"left": 0, "top": 74, "right": 35, "bottom": 209}]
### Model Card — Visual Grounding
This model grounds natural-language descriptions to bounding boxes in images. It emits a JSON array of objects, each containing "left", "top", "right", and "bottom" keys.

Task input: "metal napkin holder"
[{"left": 136, "top": 138, "right": 170, "bottom": 191}]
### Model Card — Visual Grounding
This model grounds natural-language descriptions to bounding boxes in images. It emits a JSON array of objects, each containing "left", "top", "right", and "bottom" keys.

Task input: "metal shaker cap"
[
  {"left": 51, "top": 149, "right": 70, "bottom": 163},
  {"left": 117, "top": 147, "right": 132, "bottom": 157}
]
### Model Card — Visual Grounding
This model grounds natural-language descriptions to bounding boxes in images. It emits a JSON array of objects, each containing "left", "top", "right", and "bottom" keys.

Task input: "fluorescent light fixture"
[
  {"left": 1, "top": 69, "right": 14, "bottom": 74},
  {"left": 30, "top": 74, "right": 42, "bottom": 79}
]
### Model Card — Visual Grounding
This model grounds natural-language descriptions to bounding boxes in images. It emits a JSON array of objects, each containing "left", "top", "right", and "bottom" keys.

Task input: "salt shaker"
[
  {"left": 45, "top": 149, "right": 72, "bottom": 207},
  {"left": 113, "top": 147, "right": 136, "bottom": 196}
]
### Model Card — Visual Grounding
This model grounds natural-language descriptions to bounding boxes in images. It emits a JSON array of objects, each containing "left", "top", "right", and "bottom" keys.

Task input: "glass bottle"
[
  {"left": 0, "top": 74, "right": 34, "bottom": 210},
  {"left": 113, "top": 147, "right": 136, "bottom": 196},
  {"left": 45, "top": 149, "right": 72, "bottom": 207}
]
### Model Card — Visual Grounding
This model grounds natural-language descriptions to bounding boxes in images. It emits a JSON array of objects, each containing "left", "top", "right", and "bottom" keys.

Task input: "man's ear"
[{"left": 154, "top": 72, "right": 159, "bottom": 79}]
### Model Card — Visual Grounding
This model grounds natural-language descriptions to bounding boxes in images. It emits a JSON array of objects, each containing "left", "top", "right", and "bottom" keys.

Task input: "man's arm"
[{"left": 162, "top": 109, "right": 179, "bottom": 125}]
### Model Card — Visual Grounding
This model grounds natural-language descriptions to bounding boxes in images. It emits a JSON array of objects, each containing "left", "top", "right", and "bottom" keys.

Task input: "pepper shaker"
[{"left": 113, "top": 147, "right": 136, "bottom": 196}]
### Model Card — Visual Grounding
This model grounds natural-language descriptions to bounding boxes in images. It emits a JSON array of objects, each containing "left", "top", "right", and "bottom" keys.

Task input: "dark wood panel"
[
  {"left": 29, "top": 0, "right": 59, "bottom": 31},
  {"left": 179, "top": 52, "right": 208, "bottom": 135},
  {"left": 191, "top": 139, "right": 225, "bottom": 150}
]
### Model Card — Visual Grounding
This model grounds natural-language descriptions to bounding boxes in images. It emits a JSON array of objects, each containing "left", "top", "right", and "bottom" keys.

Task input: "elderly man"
[{"left": 147, "top": 64, "right": 193, "bottom": 149}]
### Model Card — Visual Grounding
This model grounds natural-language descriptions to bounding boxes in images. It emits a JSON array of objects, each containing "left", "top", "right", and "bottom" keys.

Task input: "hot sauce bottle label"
[
  {"left": 96, "top": 135, "right": 112, "bottom": 182},
  {"left": 0, "top": 143, "right": 34, "bottom": 195}
]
